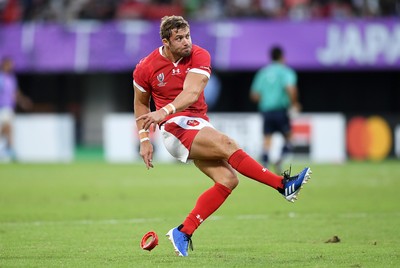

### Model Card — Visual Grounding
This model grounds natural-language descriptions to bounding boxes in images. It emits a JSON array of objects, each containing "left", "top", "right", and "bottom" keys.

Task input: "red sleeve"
[
  {"left": 189, "top": 46, "right": 211, "bottom": 78},
  {"left": 133, "top": 58, "right": 151, "bottom": 93}
]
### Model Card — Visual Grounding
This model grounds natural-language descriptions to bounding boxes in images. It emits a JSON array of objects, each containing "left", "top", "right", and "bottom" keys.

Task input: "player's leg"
[
  {"left": 167, "top": 159, "right": 237, "bottom": 256},
  {"left": 275, "top": 110, "right": 293, "bottom": 174},
  {"left": 180, "top": 159, "right": 238, "bottom": 235},
  {"left": 262, "top": 134, "right": 272, "bottom": 168},
  {"left": 275, "top": 131, "right": 293, "bottom": 174},
  {"left": 2, "top": 122, "right": 12, "bottom": 146},
  {"left": 261, "top": 111, "right": 274, "bottom": 169},
  {"left": 0, "top": 123, "right": 6, "bottom": 156},
  {"left": 190, "top": 126, "right": 311, "bottom": 202},
  {"left": 189, "top": 126, "right": 284, "bottom": 189},
  {"left": 0, "top": 109, "right": 13, "bottom": 160}
]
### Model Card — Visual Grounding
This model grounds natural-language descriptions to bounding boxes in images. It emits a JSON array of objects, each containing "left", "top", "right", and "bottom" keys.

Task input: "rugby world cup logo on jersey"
[{"left": 157, "top": 73, "right": 167, "bottom": 87}]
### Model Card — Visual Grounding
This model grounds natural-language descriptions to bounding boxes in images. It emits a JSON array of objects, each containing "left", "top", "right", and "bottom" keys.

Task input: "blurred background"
[{"left": 0, "top": 0, "right": 399, "bottom": 163}]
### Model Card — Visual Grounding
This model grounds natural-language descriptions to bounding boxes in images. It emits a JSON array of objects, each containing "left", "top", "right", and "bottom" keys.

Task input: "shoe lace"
[
  {"left": 282, "top": 164, "right": 292, "bottom": 183},
  {"left": 185, "top": 235, "right": 194, "bottom": 251}
]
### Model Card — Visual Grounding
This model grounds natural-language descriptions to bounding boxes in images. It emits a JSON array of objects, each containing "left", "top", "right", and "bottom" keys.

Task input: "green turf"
[{"left": 1, "top": 160, "right": 399, "bottom": 267}]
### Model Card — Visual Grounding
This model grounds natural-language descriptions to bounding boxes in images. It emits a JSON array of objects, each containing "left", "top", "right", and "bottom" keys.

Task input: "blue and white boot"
[
  {"left": 279, "top": 166, "right": 312, "bottom": 202},
  {"left": 166, "top": 226, "right": 193, "bottom": 257}
]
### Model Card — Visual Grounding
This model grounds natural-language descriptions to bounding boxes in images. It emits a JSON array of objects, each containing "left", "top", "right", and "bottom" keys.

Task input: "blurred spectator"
[
  {"left": 330, "top": 0, "right": 354, "bottom": 19},
  {"left": 20, "top": 0, "right": 55, "bottom": 21},
  {"left": 0, "top": 0, "right": 398, "bottom": 23},
  {"left": 63, "top": 0, "right": 91, "bottom": 22},
  {"left": 226, "top": 0, "right": 259, "bottom": 17},
  {"left": 143, "top": 0, "right": 183, "bottom": 20},
  {"left": 307, "top": 0, "right": 354, "bottom": 19},
  {"left": 0, "top": 57, "right": 33, "bottom": 161},
  {"left": 185, "top": 0, "right": 226, "bottom": 20},
  {"left": 78, "top": 0, "right": 116, "bottom": 21},
  {"left": 257, "top": 0, "right": 286, "bottom": 19},
  {"left": 0, "top": 0, "right": 22, "bottom": 23},
  {"left": 352, "top": 0, "right": 381, "bottom": 17},
  {"left": 285, "top": 0, "right": 311, "bottom": 20},
  {"left": 116, "top": 0, "right": 148, "bottom": 20},
  {"left": 309, "top": 0, "right": 329, "bottom": 18},
  {"left": 380, "top": 0, "right": 400, "bottom": 16},
  {"left": 115, "top": 0, "right": 183, "bottom": 20}
]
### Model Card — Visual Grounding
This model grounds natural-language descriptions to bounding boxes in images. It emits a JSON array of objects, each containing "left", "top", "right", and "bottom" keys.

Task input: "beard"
[
  {"left": 180, "top": 46, "right": 192, "bottom": 57},
  {"left": 172, "top": 44, "right": 192, "bottom": 58}
]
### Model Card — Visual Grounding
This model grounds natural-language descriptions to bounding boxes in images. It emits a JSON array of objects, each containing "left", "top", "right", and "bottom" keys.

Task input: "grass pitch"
[{"left": 1, "top": 160, "right": 400, "bottom": 267}]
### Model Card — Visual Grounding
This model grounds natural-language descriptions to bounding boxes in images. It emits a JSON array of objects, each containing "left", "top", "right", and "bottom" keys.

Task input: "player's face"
[{"left": 166, "top": 27, "right": 192, "bottom": 58}]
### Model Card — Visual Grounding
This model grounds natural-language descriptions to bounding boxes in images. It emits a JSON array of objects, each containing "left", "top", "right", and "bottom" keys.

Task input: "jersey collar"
[{"left": 159, "top": 46, "right": 183, "bottom": 67}]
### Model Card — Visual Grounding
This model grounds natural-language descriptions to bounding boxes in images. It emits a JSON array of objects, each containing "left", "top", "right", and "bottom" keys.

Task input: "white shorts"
[
  {"left": 0, "top": 107, "right": 14, "bottom": 125},
  {"left": 160, "top": 116, "right": 214, "bottom": 163}
]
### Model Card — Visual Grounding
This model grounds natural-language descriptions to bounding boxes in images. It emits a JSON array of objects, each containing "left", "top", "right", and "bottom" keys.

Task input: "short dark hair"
[
  {"left": 270, "top": 46, "right": 283, "bottom": 61},
  {"left": 159, "top": 16, "right": 189, "bottom": 40}
]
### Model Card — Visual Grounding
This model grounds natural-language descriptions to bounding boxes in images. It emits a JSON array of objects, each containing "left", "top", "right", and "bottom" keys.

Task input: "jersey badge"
[
  {"left": 187, "top": 119, "right": 200, "bottom": 127},
  {"left": 157, "top": 73, "right": 167, "bottom": 87}
]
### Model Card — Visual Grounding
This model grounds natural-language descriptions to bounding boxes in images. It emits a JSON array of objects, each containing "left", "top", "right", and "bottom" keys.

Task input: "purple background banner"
[{"left": 0, "top": 19, "right": 399, "bottom": 72}]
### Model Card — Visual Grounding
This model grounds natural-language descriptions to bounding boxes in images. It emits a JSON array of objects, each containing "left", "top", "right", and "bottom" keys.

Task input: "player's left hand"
[
  {"left": 136, "top": 110, "right": 166, "bottom": 130},
  {"left": 140, "top": 141, "right": 154, "bottom": 169}
]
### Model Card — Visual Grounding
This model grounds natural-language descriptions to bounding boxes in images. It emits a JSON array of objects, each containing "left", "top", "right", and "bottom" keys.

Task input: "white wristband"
[
  {"left": 140, "top": 137, "right": 150, "bottom": 143},
  {"left": 167, "top": 103, "right": 176, "bottom": 114},
  {"left": 161, "top": 106, "right": 169, "bottom": 115},
  {"left": 161, "top": 103, "right": 177, "bottom": 115},
  {"left": 138, "top": 129, "right": 150, "bottom": 134}
]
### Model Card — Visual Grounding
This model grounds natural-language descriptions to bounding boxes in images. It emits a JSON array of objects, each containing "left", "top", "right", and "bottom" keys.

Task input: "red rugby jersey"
[{"left": 133, "top": 45, "right": 211, "bottom": 123}]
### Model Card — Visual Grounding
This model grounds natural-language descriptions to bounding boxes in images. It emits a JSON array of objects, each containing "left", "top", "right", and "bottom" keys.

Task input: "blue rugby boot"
[
  {"left": 279, "top": 166, "right": 312, "bottom": 202},
  {"left": 166, "top": 226, "right": 193, "bottom": 257}
]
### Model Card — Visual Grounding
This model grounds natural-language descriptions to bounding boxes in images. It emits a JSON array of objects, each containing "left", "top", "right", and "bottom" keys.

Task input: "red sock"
[
  {"left": 228, "top": 149, "right": 283, "bottom": 189},
  {"left": 180, "top": 183, "right": 232, "bottom": 235}
]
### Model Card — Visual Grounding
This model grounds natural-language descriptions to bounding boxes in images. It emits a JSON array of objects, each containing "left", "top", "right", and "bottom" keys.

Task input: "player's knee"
[
  {"left": 230, "top": 176, "right": 239, "bottom": 190},
  {"left": 219, "top": 174, "right": 239, "bottom": 190}
]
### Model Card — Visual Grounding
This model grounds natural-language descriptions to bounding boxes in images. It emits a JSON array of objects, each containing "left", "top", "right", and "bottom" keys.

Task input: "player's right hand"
[{"left": 136, "top": 110, "right": 167, "bottom": 130}]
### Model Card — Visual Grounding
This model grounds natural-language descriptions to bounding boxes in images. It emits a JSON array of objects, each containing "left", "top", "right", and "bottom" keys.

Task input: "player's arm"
[
  {"left": 170, "top": 71, "right": 208, "bottom": 111},
  {"left": 285, "top": 69, "right": 301, "bottom": 112},
  {"left": 134, "top": 85, "right": 154, "bottom": 169},
  {"left": 286, "top": 84, "right": 301, "bottom": 112},
  {"left": 134, "top": 85, "right": 151, "bottom": 121}
]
